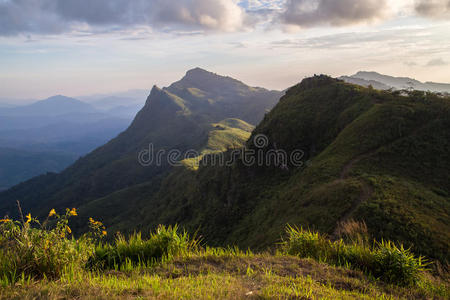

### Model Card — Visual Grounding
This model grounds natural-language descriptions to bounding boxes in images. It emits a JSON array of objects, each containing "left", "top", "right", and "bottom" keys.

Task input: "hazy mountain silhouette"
[
  {"left": 0, "top": 95, "right": 133, "bottom": 189},
  {"left": 341, "top": 71, "right": 450, "bottom": 92},
  {"left": 0, "top": 95, "right": 96, "bottom": 116}
]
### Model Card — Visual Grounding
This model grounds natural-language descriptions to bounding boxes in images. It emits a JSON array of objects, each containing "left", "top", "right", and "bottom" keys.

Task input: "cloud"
[
  {"left": 0, "top": 0, "right": 247, "bottom": 36},
  {"left": 1, "top": 0, "right": 448, "bottom": 37},
  {"left": 426, "top": 58, "right": 448, "bottom": 66},
  {"left": 280, "top": 0, "right": 389, "bottom": 28},
  {"left": 415, "top": 0, "right": 450, "bottom": 19}
]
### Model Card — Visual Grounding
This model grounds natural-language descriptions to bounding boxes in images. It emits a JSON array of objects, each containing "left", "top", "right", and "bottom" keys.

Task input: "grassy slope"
[
  {"left": 1, "top": 254, "right": 447, "bottom": 299},
  {"left": 74, "top": 119, "right": 254, "bottom": 233},
  {"left": 235, "top": 79, "right": 449, "bottom": 261},
  {"left": 82, "top": 77, "right": 449, "bottom": 263}
]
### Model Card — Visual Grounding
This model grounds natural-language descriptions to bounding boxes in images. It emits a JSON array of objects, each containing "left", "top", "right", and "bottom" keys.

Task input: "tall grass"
[
  {"left": 0, "top": 206, "right": 96, "bottom": 284},
  {"left": 89, "top": 225, "right": 200, "bottom": 270},
  {"left": 0, "top": 209, "right": 433, "bottom": 289},
  {"left": 281, "top": 224, "right": 428, "bottom": 286}
]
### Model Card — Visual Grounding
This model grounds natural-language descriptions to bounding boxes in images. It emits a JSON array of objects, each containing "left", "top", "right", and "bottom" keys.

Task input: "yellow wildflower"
[
  {"left": 48, "top": 209, "right": 56, "bottom": 217},
  {"left": 25, "top": 213, "right": 31, "bottom": 223},
  {"left": 69, "top": 208, "right": 77, "bottom": 216},
  {"left": 66, "top": 226, "right": 72, "bottom": 234},
  {"left": 102, "top": 230, "right": 107, "bottom": 236},
  {"left": 0, "top": 218, "right": 11, "bottom": 223}
]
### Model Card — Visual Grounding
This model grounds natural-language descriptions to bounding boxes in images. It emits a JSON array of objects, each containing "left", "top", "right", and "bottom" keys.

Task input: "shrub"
[
  {"left": 281, "top": 225, "right": 428, "bottom": 286},
  {"left": 373, "top": 240, "right": 428, "bottom": 286},
  {"left": 89, "top": 225, "right": 199, "bottom": 269},
  {"left": 283, "top": 225, "right": 332, "bottom": 261},
  {"left": 0, "top": 206, "right": 96, "bottom": 284}
]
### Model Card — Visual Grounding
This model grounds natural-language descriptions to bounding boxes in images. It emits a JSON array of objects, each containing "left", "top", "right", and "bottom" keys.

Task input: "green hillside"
[{"left": 69, "top": 76, "right": 449, "bottom": 264}]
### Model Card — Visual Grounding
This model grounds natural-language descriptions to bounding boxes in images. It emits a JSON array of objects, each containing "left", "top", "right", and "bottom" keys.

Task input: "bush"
[
  {"left": 373, "top": 240, "right": 428, "bottom": 286},
  {"left": 281, "top": 225, "right": 428, "bottom": 286},
  {"left": 0, "top": 206, "right": 96, "bottom": 284},
  {"left": 89, "top": 225, "right": 199, "bottom": 269}
]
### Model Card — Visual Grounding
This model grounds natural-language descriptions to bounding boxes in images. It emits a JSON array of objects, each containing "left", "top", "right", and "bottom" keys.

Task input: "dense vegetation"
[{"left": 1, "top": 211, "right": 448, "bottom": 299}]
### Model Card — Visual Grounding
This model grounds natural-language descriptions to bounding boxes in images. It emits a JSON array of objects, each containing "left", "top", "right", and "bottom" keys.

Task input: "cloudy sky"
[{"left": 0, "top": 0, "right": 449, "bottom": 100}]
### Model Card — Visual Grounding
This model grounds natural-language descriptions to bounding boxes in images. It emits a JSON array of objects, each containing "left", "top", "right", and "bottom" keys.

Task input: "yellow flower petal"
[
  {"left": 48, "top": 209, "right": 56, "bottom": 217},
  {"left": 25, "top": 213, "right": 31, "bottom": 223}
]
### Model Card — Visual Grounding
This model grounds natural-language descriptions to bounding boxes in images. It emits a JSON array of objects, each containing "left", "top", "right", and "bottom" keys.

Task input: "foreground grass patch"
[
  {"left": 1, "top": 212, "right": 448, "bottom": 299},
  {"left": 1, "top": 255, "right": 448, "bottom": 300},
  {"left": 282, "top": 225, "right": 429, "bottom": 286},
  {"left": 88, "top": 225, "right": 199, "bottom": 270}
]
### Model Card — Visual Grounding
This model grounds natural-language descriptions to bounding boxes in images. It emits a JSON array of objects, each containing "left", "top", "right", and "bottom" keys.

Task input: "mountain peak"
[
  {"left": 182, "top": 67, "right": 225, "bottom": 83},
  {"left": 169, "top": 68, "right": 261, "bottom": 98},
  {"left": 185, "top": 67, "right": 211, "bottom": 76},
  {"left": 45, "top": 95, "right": 78, "bottom": 102}
]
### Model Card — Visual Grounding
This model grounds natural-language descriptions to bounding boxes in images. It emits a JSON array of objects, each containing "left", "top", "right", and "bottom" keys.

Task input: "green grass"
[
  {"left": 181, "top": 119, "right": 253, "bottom": 170},
  {"left": 1, "top": 212, "right": 448, "bottom": 299},
  {"left": 88, "top": 225, "right": 200, "bottom": 270},
  {"left": 282, "top": 225, "right": 428, "bottom": 286}
]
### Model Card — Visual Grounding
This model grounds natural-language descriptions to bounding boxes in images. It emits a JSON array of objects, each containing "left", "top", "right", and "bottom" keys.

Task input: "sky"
[{"left": 0, "top": 0, "right": 449, "bottom": 101}]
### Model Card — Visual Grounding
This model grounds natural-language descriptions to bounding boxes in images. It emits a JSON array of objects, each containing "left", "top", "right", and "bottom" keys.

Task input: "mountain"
[
  {"left": 0, "top": 95, "right": 96, "bottom": 117},
  {"left": 2, "top": 73, "right": 448, "bottom": 263},
  {"left": 80, "top": 90, "right": 150, "bottom": 119},
  {"left": 338, "top": 76, "right": 391, "bottom": 90},
  {"left": 73, "top": 76, "right": 449, "bottom": 263},
  {"left": 0, "top": 95, "right": 133, "bottom": 189},
  {"left": 0, "top": 68, "right": 281, "bottom": 218},
  {"left": 341, "top": 71, "right": 450, "bottom": 93}
]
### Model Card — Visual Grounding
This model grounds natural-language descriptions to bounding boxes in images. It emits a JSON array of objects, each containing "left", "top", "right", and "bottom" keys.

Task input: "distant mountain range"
[
  {"left": 0, "top": 95, "right": 95, "bottom": 116},
  {"left": 0, "top": 69, "right": 448, "bottom": 263},
  {"left": 340, "top": 71, "right": 450, "bottom": 93},
  {"left": 0, "top": 94, "right": 137, "bottom": 189},
  {"left": 79, "top": 89, "right": 149, "bottom": 119}
]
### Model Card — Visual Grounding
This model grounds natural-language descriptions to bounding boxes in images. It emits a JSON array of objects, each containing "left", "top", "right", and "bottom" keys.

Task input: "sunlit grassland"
[
  {"left": 1, "top": 253, "right": 448, "bottom": 300},
  {"left": 0, "top": 209, "right": 448, "bottom": 299}
]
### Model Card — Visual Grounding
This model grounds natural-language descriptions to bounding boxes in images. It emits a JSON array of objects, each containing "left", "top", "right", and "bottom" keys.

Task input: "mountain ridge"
[
  {"left": 67, "top": 75, "right": 449, "bottom": 263},
  {"left": 1, "top": 73, "right": 448, "bottom": 263},
  {"left": 0, "top": 68, "right": 282, "bottom": 218},
  {"left": 341, "top": 71, "right": 450, "bottom": 92}
]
